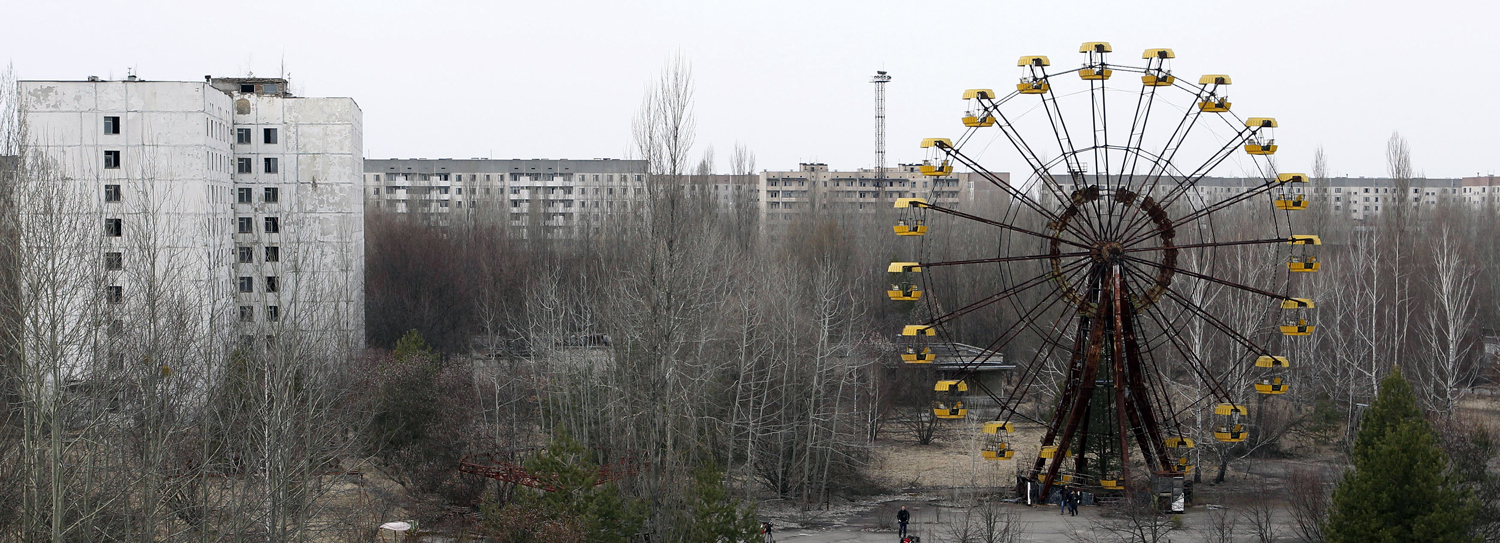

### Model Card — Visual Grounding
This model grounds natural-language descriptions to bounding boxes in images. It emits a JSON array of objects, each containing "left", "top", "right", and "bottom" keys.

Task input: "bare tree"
[{"left": 1418, "top": 227, "right": 1478, "bottom": 414}]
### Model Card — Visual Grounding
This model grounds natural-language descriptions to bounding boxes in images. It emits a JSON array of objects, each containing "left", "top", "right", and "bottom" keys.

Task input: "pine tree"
[
  {"left": 685, "top": 465, "right": 761, "bottom": 543},
  {"left": 1324, "top": 369, "right": 1478, "bottom": 543},
  {"left": 483, "top": 433, "right": 646, "bottom": 543}
]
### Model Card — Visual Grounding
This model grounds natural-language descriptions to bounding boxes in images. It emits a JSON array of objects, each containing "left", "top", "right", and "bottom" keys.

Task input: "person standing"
[
  {"left": 1067, "top": 490, "right": 1080, "bottom": 516},
  {"left": 1059, "top": 486, "right": 1072, "bottom": 515},
  {"left": 897, "top": 506, "right": 910, "bottom": 540}
]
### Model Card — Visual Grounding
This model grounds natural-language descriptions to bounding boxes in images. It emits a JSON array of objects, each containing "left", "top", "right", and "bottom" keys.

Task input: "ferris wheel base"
[{"left": 1016, "top": 473, "right": 1189, "bottom": 513}]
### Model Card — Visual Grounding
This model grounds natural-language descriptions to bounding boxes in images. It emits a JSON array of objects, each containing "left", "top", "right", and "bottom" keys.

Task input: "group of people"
[{"left": 1057, "top": 486, "right": 1081, "bottom": 516}]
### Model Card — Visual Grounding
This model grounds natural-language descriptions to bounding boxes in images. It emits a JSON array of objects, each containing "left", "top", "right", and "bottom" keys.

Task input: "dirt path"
[{"left": 764, "top": 494, "right": 1302, "bottom": 543}]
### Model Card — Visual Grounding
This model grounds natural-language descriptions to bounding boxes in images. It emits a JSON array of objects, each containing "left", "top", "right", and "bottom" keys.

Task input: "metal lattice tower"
[{"left": 872, "top": 70, "right": 891, "bottom": 196}]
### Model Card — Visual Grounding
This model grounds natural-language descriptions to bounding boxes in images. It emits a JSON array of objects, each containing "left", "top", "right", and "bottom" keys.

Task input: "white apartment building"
[
  {"left": 20, "top": 75, "right": 364, "bottom": 352},
  {"left": 1050, "top": 175, "right": 1489, "bottom": 221},
  {"left": 364, "top": 158, "right": 760, "bottom": 237},
  {"left": 759, "top": 163, "right": 1010, "bottom": 232}
]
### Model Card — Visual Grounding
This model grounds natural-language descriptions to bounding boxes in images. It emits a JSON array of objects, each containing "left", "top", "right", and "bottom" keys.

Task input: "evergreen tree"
[
  {"left": 685, "top": 465, "right": 761, "bottom": 543},
  {"left": 482, "top": 433, "right": 646, "bottom": 543},
  {"left": 1324, "top": 369, "right": 1478, "bottom": 543}
]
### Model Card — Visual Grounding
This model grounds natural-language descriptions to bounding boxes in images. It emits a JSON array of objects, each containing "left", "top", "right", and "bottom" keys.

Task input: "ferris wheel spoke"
[
  {"left": 1117, "top": 173, "right": 1280, "bottom": 248},
  {"left": 937, "top": 145, "right": 1100, "bottom": 241},
  {"left": 1122, "top": 236, "right": 1293, "bottom": 253},
  {"left": 1114, "top": 127, "right": 1256, "bottom": 239},
  {"left": 927, "top": 257, "right": 1091, "bottom": 328},
  {"left": 1032, "top": 66, "right": 1111, "bottom": 242},
  {"left": 1150, "top": 276, "right": 1276, "bottom": 363},
  {"left": 1119, "top": 266, "right": 1238, "bottom": 405},
  {"left": 922, "top": 251, "right": 1092, "bottom": 269},
  {"left": 972, "top": 97, "right": 1090, "bottom": 229},
  {"left": 919, "top": 201, "right": 1095, "bottom": 250},
  {"left": 1157, "top": 124, "right": 1262, "bottom": 207},
  {"left": 1122, "top": 255, "right": 1297, "bottom": 303},
  {"left": 1112, "top": 87, "right": 1211, "bottom": 237}
]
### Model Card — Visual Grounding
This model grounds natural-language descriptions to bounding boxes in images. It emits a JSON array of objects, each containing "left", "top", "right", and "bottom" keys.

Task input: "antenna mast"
[{"left": 872, "top": 70, "right": 891, "bottom": 197}]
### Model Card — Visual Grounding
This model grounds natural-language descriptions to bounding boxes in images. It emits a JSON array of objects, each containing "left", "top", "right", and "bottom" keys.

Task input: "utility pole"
[{"left": 872, "top": 70, "right": 891, "bottom": 198}]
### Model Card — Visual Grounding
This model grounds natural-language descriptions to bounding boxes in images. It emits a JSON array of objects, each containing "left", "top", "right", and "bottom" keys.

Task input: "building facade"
[
  {"left": 1048, "top": 174, "right": 1488, "bottom": 220},
  {"left": 20, "top": 75, "right": 364, "bottom": 352},
  {"left": 363, "top": 158, "right": 761, "bottom": 237},
  {"left": 758, "top": 163, "right": 1010, "bottom": 232}
]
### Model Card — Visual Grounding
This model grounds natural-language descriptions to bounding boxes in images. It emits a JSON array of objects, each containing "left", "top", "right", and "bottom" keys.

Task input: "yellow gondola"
[
  {"left": 919, "top": 138, "right": 954, "bottom": 176},
  {"left": 1101, "top": 478, "right": 1124, "bottom": 490},
  {"left": 901, "top": 346, "right": 936, "bottom": 364},
  {"left": 981, "top": 422, "right": 1016, "bottom": 460},
  {"left": 1255, "top": 355, "right": 1289, "bottom": 368},
  {"left": 1017, "top": 55, "right": 1051, "bottom": 94},
  {"left": 961, "top": 89, "right": 998, "bottom": 126},
  {"left": 1287, "top": 235, "right": 1321, "bottom": 245},
  {"left": 1040, "top": 445, "right": 1071, "bottom": 459},
  {"left": 887, "top": 283, "right": 922, "bottom": 301},
  {"left": 1199, "top": 98, "right": 1231, "bottom": 112},
  {"left": 1017, "top": 79, "right": 1050, "bottom": 94},
  {"left": 1142, "top": 48, "right": 1176, "bottom": 86},
  {"left": 1213, "top": 403, "right": 1249, "bottom": 442},
  {"left": 1214, "top": 424, "right": 1248, "bottom": 442},
  {"left": 894, "top": 219, "right": 928, "bottom": 236},
  {"left": 934, "top": 380, "right": 968, "bottom": 419},
  {"left": 1288, "top": 255, "right": 1320, "bottom": 272},
  {"left": 1245, "top": 117, "right": 1277, "bottom": 155},
  {"left": 1279, "top": 298, "right": 1315, "bottom": 335},
  {"left": 1079, "top": 42, "right": 1112, "bottom": 80},
  {"left": 1280, "top": 319, "right": 1315, "bottom": 336},
  {"left": 1256, "top": 376, "right": 1289, "bottom": 395},
  {"left": 902, "top": 324, "right": 934, "bottom": 337},
  {"left": 1275, "top": 194, "right": 1308, "bottom": 210},
  {"left": 1276, "top": 172, "right": 1307, "bottom": 183}
]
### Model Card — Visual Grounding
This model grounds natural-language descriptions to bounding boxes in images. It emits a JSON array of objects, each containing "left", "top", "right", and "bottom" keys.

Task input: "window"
[
  {"left": 263, "top": 128, "right": 277, "bottom": 144},
  {"left": 237, "top": 187, "right": 253, "bottom": 204},
  {"left": 266, "top": 305, "right": 279, "bottom": 322},
  {"left": 264, "top": 217, "right": 279, "bottom": 233},
  {"left": 237, "top": 157, "right": 252, "bottom": 173},
  {"left": 105, "top": 252, "right": 123, "bottom": 270},
  {"left": 456, "top": 188, "right": 462, "bottom": 195},
  {"left": 263, "top": 157, "right": 278, "bottom": 173},
  {"left": 106, "top": 286, "right": 122, "bottom": 304},
  {"left": 264, "top": 187, "right": 278, "bottom": 203},
  {"left": 239, "top": 306, "right": 253, "bottom": 322},
  {"left": 262, "top": 83, "right": 279, "bottom": 94},
  {"left": 104, "top": 150, "right": 121, "bottom": 169},
  {"left": 103, "top": 116, "right": 120, "bottom": 134},
  {"left": 104, "top": 184, "right": 121, "bottom": 202},
  {"left": 265, "top": 276, "right": 278, "bottom": 293},
  {"left": 237, "top": 246, "right": 253, "bottom": 263},
  {"left": 105, "top": 218, "right": 122, "bottom": 237},
  {"left": 264, "top": 246, "right": 279, "bottom": 262},
  {"left": 238, "top": 277, "right": 254, "bottom": 293},
  {"left": 237, "top": 217, "right": 253, "bottom": 233},
  {"left": 240, "top": 84, "right": 255, "bottom": 93},
  {"left": 236, "top": 128, "right": 251, "bottom": 144}
]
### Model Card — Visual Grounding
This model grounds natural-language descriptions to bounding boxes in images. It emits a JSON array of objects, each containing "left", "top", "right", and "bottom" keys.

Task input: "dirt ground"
[{"left": 759, "top": 426, "right": 1332, "bottom": 543}]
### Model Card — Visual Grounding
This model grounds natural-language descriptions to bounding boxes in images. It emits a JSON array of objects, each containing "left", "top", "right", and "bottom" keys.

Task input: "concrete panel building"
[
  {"left": 363, "top": 158, "right": 760, "bottom": 238},
  {"left": 1049, "top": 174, "right": 1484, "bottom": 221},
  {"left": 759, "top": 163, "right": 1010, "bottom": 233},
  {"left": 19, "top": 75, "right": 364, "bottom": 354}
]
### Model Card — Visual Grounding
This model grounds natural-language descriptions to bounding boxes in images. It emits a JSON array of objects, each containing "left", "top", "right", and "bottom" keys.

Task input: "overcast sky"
[{"left": 5, "top": 0, "right": 1495, "bottom": 178}]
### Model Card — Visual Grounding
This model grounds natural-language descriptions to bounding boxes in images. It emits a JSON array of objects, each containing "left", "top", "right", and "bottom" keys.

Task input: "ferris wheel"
[{"left": 888, "top": 42, "right": 1317, "bottom": 500}]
